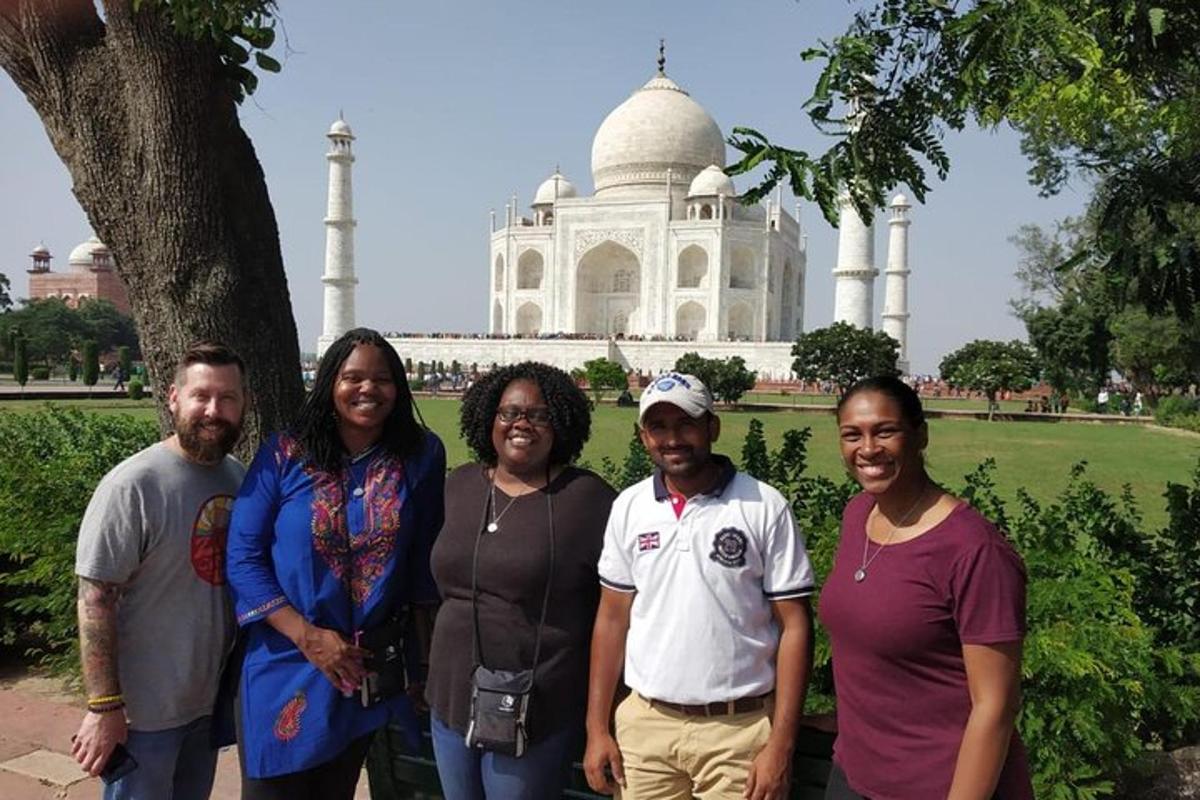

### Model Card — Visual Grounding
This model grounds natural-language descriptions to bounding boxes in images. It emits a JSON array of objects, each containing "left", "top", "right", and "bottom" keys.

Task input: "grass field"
[{"left": 3, "top": 397, "right": 1193, "bottom": 527}]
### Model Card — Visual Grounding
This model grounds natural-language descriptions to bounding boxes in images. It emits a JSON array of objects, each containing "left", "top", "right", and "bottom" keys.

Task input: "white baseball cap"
[{"left": 638, "top": 372, "right": 715, "bottom": 424}]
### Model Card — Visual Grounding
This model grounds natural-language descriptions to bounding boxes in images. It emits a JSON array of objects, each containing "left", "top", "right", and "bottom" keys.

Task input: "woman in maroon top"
[{"left": 818, "top": 376, "right": 1033, "bottom": 800}]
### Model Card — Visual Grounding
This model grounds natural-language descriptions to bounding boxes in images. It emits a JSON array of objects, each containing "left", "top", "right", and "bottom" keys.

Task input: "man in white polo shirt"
[{"left": 584, "top": 373, "right": 814, "bottom": 800}]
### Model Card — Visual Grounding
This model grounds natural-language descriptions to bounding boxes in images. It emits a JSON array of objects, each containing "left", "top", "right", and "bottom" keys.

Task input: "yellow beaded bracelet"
[{"left": 87, "top": 693, "right": 123, "bottom": 705}]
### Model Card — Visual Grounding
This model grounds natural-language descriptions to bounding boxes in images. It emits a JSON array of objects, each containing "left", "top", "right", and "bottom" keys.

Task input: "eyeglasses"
[{"left": 496, "top": 406, "right": 552, "bottom": 426}]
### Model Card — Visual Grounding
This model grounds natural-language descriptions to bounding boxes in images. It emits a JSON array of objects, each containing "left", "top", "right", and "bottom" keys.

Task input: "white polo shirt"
[{"left": 598, "top": 457, "right": 815, "bottom": 704}]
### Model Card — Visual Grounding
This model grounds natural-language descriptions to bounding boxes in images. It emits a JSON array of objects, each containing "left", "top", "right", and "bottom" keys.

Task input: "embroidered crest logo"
[
  {"left": 500, "top": 694, "right": 517, "bottom": 713},
  {"left": 709, "top": 527, "right": 748, "bottom": 568},
  {"left": 637, "top": 532, "right": 661, "bottom": 552}
]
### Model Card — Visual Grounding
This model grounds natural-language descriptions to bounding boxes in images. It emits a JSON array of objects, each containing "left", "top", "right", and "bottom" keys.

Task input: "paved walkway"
[{"left": 0, "top": 674, "right": 369, "bottom": 799}]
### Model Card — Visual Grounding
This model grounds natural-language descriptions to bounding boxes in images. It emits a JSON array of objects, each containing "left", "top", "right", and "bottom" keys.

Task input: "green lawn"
[
  {"left": 416, "top": 399, "right": 1194, "bottom": 528},
  {"left": 4, "top": 397, "right": 1193, "bottom": 527}
]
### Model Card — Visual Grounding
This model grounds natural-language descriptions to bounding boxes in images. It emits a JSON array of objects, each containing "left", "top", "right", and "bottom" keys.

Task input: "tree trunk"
[{"left": 0, "top": 0, "right": 304, "bottom": 456}]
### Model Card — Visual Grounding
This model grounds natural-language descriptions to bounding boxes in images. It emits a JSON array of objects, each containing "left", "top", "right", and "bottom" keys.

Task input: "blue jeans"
[
  {"left": 430, "top": 712, "right": 578, "bottom": 800},
  {"left": 103, "top": 715, "right": 219, "bottom": 800}
]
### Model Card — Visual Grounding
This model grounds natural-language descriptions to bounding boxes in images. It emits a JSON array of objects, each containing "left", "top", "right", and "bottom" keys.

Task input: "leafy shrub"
[
  {"left": 0, "top": 407, "right": 157, "bottom": 674},
  {"left": 81, "top": 340, "right": 99, "bottom": 387},
  {"left": 30, "top": 366, "right": 50, "bottom": 381},
  {"left": 593, "top": 424, "right": 654, "bottom": 490},
  {"left": 127, "top": 379, "right": 144, "bottom": 400},
  {"left": 1154, "top": 394, "right": 1200, "bottom": 431}
]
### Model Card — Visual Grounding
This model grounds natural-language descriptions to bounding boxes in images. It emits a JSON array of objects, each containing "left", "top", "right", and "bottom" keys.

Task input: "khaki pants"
[{"left": 614, "top": 692, "right": 773, "bottom": 800}]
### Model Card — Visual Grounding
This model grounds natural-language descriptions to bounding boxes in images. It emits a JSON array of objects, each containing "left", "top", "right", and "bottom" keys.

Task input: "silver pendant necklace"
[
  {"left": 855, "top": 489, "right": 929, "bottom": 583},
  {"left": 487, "top": 482, "right": 522, "bottom": 533},
  {"left": 346, "top": 444, "right": 377, "bottom": 499}
]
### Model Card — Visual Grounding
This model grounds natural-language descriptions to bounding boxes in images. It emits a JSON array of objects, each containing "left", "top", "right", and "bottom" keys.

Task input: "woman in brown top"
[{"left": 426, "top": 361, "right": 617, "bottom": 799}]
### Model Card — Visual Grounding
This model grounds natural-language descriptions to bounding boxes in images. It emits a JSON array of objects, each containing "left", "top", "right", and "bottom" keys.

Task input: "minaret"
[
  {"left": 882, "top": 193, "right": 912, "bottom": 374},
  {"left": 318, "top": 115, "right": 358, "bottom": 357},
  {"left": 832, "top": 190, "right": 877, "bottom": 329}
]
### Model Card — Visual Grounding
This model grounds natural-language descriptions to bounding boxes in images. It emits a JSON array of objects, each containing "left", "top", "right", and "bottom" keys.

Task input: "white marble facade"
[
  {"left": 488, "top": 67, "right": 807, "bottom": 347},
  {"left": 320, "top": 54, "right": 914, "bottom": 377}
]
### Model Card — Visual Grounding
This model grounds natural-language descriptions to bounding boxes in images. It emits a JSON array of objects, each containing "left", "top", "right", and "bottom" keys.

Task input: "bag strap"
[{"left": 471, "top": 466, "right": 556, "bottom": 682}]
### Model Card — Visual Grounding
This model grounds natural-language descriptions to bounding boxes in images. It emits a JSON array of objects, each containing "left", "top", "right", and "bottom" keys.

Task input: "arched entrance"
[
  {"left": 675, "top": 301, "right": 706, "bottom": 341},
  {"left": 516, "top": 302, "right": 542, "bottom": 336},
  {"left": 727, "top": 302, "right": 753, "bottom": 340},
  {"left": 677, "top": 245, "right": 708, "bottom": 289},
  {"left": 575, "top": 241, "right": 641, "bottom": 336},
  {"left": 730, "top": 246, "right": 755, "bottom": 289},
  {"left": 517, "top": 250, "right": 544, "bottom": 289}
]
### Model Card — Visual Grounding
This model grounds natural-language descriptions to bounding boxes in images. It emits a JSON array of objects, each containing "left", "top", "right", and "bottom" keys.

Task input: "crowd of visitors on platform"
[{"left": 72, "top": 330, "right": 1032, "bottom": 800}]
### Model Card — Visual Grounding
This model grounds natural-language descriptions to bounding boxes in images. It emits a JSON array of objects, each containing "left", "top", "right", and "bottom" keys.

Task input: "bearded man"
[{"left": 72, "top": 342, "right": 249, "bottom": 799}]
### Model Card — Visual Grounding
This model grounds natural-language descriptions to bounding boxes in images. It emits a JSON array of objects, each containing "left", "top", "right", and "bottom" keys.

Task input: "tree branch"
[{"left": 0, "top": 0, "right": 104, "bottom": 111}]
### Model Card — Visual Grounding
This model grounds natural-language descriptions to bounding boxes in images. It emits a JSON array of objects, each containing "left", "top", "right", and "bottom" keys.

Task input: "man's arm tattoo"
[{"left": 77, "top": 577, "right": 122, "bottom": 698}]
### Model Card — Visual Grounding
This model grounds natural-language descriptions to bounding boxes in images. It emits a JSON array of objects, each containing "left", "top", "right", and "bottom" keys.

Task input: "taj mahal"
[{"left": 317, "top": 51, "right": 914, "bottom": 379}]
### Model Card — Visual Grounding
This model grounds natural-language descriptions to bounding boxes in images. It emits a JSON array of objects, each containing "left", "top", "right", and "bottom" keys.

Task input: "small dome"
[
  {"left": 890, "top": 193, "right": 910, "bottom": 207},
  {"left": 533, "top": 171, "right": 578, "bottom": 205},
  {"left": 687, "top": 164, "right": 735, "bottom": 198},
  {"left": 68, "top": 236, "right": 106, "bottom": 270},
  {"left": 328, "top": 118, "right": 353, "bottom": 137},
  {"left": 30, "top": 244, "right": 50, "bottom": 257},
  {"left": 591, "top": 72, "right": 726, "bottom": 196}
]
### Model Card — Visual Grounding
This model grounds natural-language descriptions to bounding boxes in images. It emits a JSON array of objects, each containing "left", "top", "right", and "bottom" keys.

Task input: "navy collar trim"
[{"left": 653, "top": 454, "right": 737, "bottom": 501}]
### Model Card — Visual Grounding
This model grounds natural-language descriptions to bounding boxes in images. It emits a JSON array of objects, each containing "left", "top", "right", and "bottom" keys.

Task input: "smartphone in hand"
[{"left": 99, "top": 743, "right": 138, "bottom": 784}]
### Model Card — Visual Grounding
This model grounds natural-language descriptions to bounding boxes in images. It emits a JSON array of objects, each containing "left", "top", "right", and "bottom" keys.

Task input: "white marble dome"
[
  {"left": 67, "top": 236, "right": 106, "bottom": 270},
  {"left": 890, "top": 192, "right": 910, "bottom": 207},
  {"left": 329, "top": 118, "right": 353, "bottom": 137},
  {"left": 591, "top": 73, "right": 726, "bottom": 196},
  {"left": 687, "top": 164, "right": 735, "bottom": 198},
  {"left": 533, "top": 171, "right": 578, "bottom": 205},
  {"left": 30, "top": 244, "right": 50, "bottom": 257}
]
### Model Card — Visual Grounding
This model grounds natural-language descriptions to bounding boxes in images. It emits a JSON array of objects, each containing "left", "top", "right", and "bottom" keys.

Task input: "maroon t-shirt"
[{"left": 818, "top": 493, "right": 1033, "bottom": 800}]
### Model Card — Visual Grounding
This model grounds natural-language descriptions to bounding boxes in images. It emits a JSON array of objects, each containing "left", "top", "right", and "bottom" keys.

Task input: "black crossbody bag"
[{"left": 463, "top": 474, "right": 555, "bottom": 757}]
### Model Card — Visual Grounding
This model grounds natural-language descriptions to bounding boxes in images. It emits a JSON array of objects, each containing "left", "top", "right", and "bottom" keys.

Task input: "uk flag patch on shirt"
[{"left": 637, "top": 532, "right": 661, "bottom": 552}]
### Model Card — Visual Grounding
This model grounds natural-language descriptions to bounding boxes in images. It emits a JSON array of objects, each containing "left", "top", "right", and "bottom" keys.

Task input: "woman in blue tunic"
[{"left": 227, "top": 328, "right": 445, "bottom": 799}]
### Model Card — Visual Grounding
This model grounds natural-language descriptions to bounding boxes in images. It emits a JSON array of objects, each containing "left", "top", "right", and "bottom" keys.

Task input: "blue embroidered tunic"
[{"left": 226, "top": 430, "right": 445, "bottom": 778}]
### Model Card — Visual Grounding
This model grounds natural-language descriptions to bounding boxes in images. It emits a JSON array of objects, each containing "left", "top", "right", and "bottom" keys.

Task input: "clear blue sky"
[{"left": 0, "top": 1, "right": 1089, "bottom": 373}]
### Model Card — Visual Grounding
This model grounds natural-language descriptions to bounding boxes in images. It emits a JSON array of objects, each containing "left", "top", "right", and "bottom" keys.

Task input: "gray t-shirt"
[{"left": 75, "top": 441, "right": 245, "bottom": 731}]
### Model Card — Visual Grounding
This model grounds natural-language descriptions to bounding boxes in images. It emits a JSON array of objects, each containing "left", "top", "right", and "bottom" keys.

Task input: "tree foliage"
[
  {"left": 12, "top": 336, "right": 27, "bottom": 388},
  {"left": 673, "top": 352, "right": 758, "bottom": 404},
  {"left": 1110, "top": 305, "right": 1200, "bottom": 400},
  {"left": 595, "top": 424, "right": 656, "bottom": 491},
  {"left": 740, "top": 418, "right": 770, "bottom": 481},
  {"left": 582, "top": 357, "right": 628, "bottom": 401},
  {"left": 81, "top": 340, "right": 99, "bottom": 389},
  {"left": 130, "top": 0, "right": 280, "bottom": 102},
  {"left": 117, "top": 345, "right": 133, "bottom": 378},
  {"left": 730, "top": 0, "right": 1200, "bottom": 316},
  {"left": 0, "top": 299, "right": 89, "bottom": 366},
  {"left": 0, "top": 272, "right": 11, "bottom": 313},
  {"left": 791, "top": 321, "right": 899, "bottom": 393},
  {"left": 1010, "top": 217, "right": 1114, "bottom": 396},
  {"left": 939, "top": 339, "right": 1040, "bottom": 418}
]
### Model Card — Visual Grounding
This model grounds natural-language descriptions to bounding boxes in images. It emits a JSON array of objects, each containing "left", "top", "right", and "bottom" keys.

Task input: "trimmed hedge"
[{"left": 0, "top": 407, "right": 157, "bottom": 673}]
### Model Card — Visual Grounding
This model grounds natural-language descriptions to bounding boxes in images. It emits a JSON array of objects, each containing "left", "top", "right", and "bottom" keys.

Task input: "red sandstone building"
[{"left": 25, "top": 236, "right": 131, "bottom": 315}]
